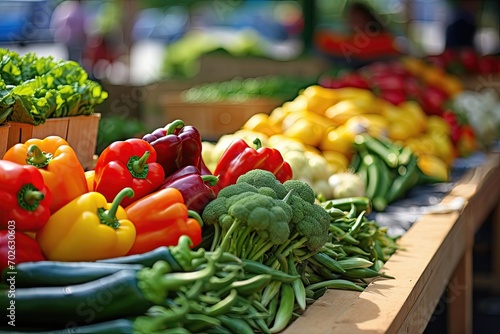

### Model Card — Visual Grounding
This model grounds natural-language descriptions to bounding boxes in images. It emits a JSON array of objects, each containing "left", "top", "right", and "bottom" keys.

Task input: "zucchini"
[
  {"left": 4, "top": 261, "right": 144, "bottom": 288},
  {"left": 386, "top": 155, "right": 420, "bottom": 203},
  {"left": 98, "top": 246, "right": 182, "bottom": 271},
  {"left": 0, "top": 270, "right": 154, "bottom": 328},
  {"left": 0, "top": 319, "right": 136, "bottom": 333}
]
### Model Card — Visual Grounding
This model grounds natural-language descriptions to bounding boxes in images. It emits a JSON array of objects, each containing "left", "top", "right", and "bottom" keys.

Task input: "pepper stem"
[
  {"left": 252, "top": 138, "right": 262, "bottom": 150},
  {"left": 18, "top": 184, "right": 44, "bottom": 211},
  {"left": 166, "top": 119, "right": 185, "bottom": 135},
  {"left": 98, "top": 188, "right": 134, "bottom": 228},
  {"left": 128, "top": 151, "right": 150, "bottom": 178},
  {"left": 188, "top": 210, "right": 204, "bottom": 227},
  {"left": 26, "top": 145, "right": 53, "bottom": 168},
  {"left": 201, "top": 175, "right": 219, "bottom": 186}
]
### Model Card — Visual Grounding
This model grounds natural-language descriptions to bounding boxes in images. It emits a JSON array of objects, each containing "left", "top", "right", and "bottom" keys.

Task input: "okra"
[
  {"left": 242, "top": 259, "right": 300, "bottom": 283},
  {"left": 307, "top": 279, "right": 365, "bottom": 292},
  {"left": 288, "top": 254, "right": 306, "bottom": 311},
  {"left": 343, "top": 268, "right": 395, "bottom": 279},
  {"left": 205, "top": 289, "right": 239, "bottom": 317},
  {"left": 218, "top": 315, "right": 254, "bottom": 334},
  {"left": 261, "top": 280, "right": 283, "bottom": 307},
  {"left": 323, "top": 196, "right": 372, "bottom": 214},
  {"left": 337, "top": 257, "right": 374, "bottom": 270},
  {"left": 312, "top": 253, "right": 346, "bottom": 274},
  {"left": 227, "top": 274, "right": 273, "bottom": 296},
  {"left": 184, "top": 313, "right": 221, "bottom": 332},
  {"left": 269, "top": 284, "right": 295, "bottom": 333}
]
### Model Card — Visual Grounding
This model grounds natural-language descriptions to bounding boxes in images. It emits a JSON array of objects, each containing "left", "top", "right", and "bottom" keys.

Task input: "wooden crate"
[
  {"left": 160, "top": 94, "right": 281, "bottom": 141},
  {"left": 5, "top": 114, "right": 101, "bottom": 170},
  {"left": 0, "top": 123, "right": 11, "bottom": 158}
]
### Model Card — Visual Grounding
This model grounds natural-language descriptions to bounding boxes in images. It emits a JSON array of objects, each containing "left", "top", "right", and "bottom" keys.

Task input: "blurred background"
[{"left": 1, "top": 1, "right": 500, "bottom": 333}]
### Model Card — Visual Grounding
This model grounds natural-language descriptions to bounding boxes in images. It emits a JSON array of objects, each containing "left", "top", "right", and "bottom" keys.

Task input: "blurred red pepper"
[
  {"left": 94, "top": 138, "right": 165, "bottom": 207},
  {"left": 377, "top": 88, "right": 407, "bottom": 105},
  {"left": 159, "top": 165, "right": 218, "bottom": 214},
  {"left": 0, "top": 161, "right": 52, "bottom": 232},
  {"left": 457, "top": 124, "right": 477, "bottom": 157},
  {"left": 212, "top": 138, "right": 293, "bottom": 195},
  {"left": 458, "top": 47, "right": 478, "bottom": 73},
  {"left": 125, "top": 188, "right": 203, "bottom": 255},
  {"left": 142, "top": 119, "right": 212, "bottom": 177},
  {"left": 442, "top": 110, "right": 462, "bottom": 145},
  {"left": 0, "top": 230, "right": 46, "bottom": 271},
  {"left": 420, "top": 85, "right": 448, "bottom": 116}
]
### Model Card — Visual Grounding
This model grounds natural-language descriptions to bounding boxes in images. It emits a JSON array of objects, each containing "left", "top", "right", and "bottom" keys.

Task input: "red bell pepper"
[
  {"left": 420, "top": 85, "right": 448, "bottom": 116},
  {"left": 211, "top": 138, "right": 293, "bottom": 195},
  {"left": 159, "top": 165, "right": 218, "bottom": 214},
  {"left": 0, "top": 230, "right": 46, "bottom": 272},
  {"left": 142, "top": 119, "right": 212, "bottom": 177},
  {"left": 0, "top": 160, "right": 52, "bottom": 232},
  {"left": 442, "top": 110, "right": 462, "bottom": 145},
  {"left": 125, "top": 187, "right": 203, "bottom": 255},
  {"left": 94, "top": 138, "right": 165, "bottom": 207}
]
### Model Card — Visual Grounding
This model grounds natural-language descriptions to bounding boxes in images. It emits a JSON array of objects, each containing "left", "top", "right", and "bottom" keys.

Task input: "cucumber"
[
  {"left": 0, "top": 270, "right": 153, "bottom": 328},
  {"left": 386, "top": 155, "right": 420, "bottom": 203},
  {"left": 98, "top": 246, "right": 182, "bottom": 271},
  {"left": 4, "top": 261, "right": 144, "bottom": 288},
  {"left": 0, "top": 319, "right": 136, "bottom": 333}
]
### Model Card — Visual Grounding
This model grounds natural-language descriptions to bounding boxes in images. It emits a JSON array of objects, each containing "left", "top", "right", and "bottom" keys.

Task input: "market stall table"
[{"left": 284, "top": 152, "right": 500, "bottom": 334}]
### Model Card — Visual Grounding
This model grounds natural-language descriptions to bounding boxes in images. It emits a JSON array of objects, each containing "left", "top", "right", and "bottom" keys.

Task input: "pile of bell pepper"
[{"left": 0, "top": 119, "right": 292, "bottom": 270}]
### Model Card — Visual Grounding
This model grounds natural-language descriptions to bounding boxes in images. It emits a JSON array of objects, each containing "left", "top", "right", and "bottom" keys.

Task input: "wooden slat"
[{"left": 284, "top": 153, "right": 500, "bottom": 333}]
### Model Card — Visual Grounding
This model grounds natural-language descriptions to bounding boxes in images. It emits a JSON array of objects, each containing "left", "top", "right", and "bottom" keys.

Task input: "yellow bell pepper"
[
  {"left": 85, "top": 170, "right": 95, "bottom": 192},
  {"left": 283, "top": 117, "right": 325, "bottom": 147},
  {"left": 301, "top": 85, "right": 339, "bottom": 115},
  {"left": 398, "top": 100, "right": 428, "bottom": 134},
  {"left": 36, "top": 188, "right": 137, "bottom": 261},
  {"left": 242, "top": 113, "right": 281, "bottom": 137},
  {"left": 417, "top": 154, "right": 449, "bottom": 182},
  {"left": 324, "top": 98, "right": 378, "bottom": 126},
  {"left": 319, "top": 125, "right": 356, "bottom": 158}
]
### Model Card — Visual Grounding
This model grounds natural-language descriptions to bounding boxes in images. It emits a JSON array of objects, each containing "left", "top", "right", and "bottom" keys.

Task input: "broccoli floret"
[
  {"left": 218, "top": 182, "right": 258, "bottom": 198},
  {"left": 201, "top": 183, "right": 293, "bottom": 259},
  {"left": 258, "top": 187, "right": 278, "bottom": 199},
  {"left": 284, "top": 179, "right": 316, "bottom": 204},
  {"left": 236, "top": 169, "right": 288, "bottom": 199},
  {"left": 281, "top": 193, "right": 330, "bottom": 253},
  {"left": 202, "top": 197, "right": 228, "bottom": 227}
]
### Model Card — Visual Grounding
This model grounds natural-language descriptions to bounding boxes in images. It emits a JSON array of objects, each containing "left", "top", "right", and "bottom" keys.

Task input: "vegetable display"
[
  {"left": 0, "top": 160, "right": 52, "bottom": 231},
  {"left": 93, "top": 138, "right": 165, "bottom": 208},
  {"left": 3, "top": 136, "right": 88, "bottom": 213},
  {"left": 142, "top": 119, "right": 212, "bottom": 177},
  {"left": 35, "top": 188, "right": 137, "bottom": 261},
  {"left": 211, "top": 138, "right": 293, "bottom": 195},
  {"left": 0, "top": 48, "right": 107, "bottom": 125},
  {"left": 125, "top": 188, "right": 203, "bottom": 255}
]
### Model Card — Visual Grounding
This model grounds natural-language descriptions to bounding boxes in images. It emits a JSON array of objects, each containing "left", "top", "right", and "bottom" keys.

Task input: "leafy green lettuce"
[{"left": 0, "top": 49, "right": 108, "bottom": 125}]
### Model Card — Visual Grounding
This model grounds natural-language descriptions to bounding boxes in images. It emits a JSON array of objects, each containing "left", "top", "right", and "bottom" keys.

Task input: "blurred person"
[
  {"left": 50, "top": 0, "right": 86, "bottom": 64},
  {"left": 314, "top": 1, "right": 402, "bottom": 67},
  {"left": 445, "top": 0, "right": 481, "bottom": 49}
]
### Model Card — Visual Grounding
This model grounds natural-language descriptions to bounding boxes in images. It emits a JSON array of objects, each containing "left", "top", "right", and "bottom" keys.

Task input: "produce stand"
[
  {"left": 284, "top": 152, "right": 500, "bottom": 334},
  {"left": 159, "top": 93, "right": 282, "bottom": 140},
  {"left": 5, "top": 114, "right": 101, "bottom": 170}
]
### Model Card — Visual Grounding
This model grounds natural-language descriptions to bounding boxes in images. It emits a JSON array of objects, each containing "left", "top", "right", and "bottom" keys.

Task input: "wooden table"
[{"left": 284, "top": 153, "right": 500, "bottom": 334}]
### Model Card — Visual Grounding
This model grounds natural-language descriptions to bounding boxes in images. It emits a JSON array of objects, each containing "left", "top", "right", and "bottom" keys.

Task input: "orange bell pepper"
[
  {"left": 125, "top": 187, "right": 203, "bottom": 255},
  {"left": 3, "top": 136, "right": 88, "bottom": 213}
]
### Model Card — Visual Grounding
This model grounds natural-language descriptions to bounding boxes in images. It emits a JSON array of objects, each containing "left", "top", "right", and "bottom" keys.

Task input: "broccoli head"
[
  {"left": 284, "top": 179, "right": 316, "bottom": 204},
  {"left": 218, "top": 182, "right": 258, "bottom": 198},
  {"left": 236, "top": 169, "right": 288, "bottom": 199},
  {"left": 287, "top": 194, "right": 330, "bottom": 253}
]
